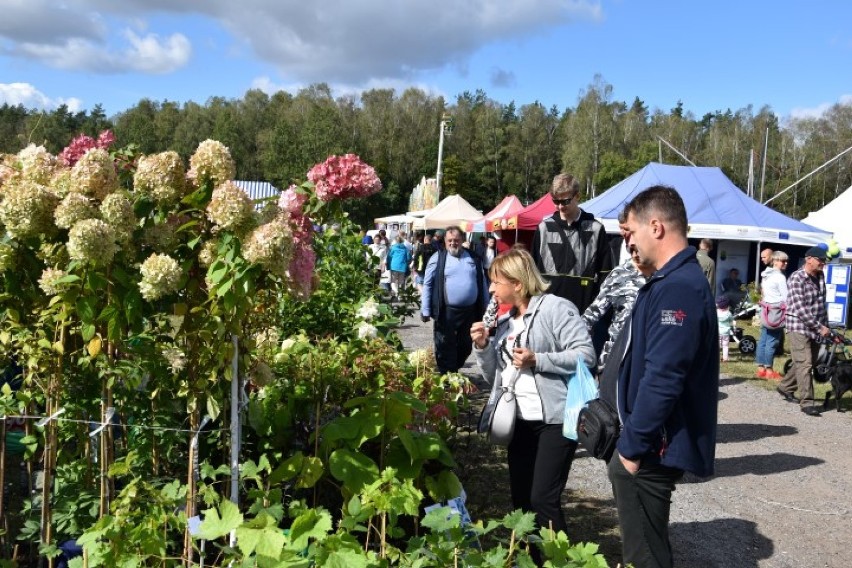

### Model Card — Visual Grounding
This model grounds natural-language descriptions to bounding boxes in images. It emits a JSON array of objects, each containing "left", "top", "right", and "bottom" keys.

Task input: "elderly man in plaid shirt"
[{"left": 777, "top": 246, "right": 831, "bottom": 416}]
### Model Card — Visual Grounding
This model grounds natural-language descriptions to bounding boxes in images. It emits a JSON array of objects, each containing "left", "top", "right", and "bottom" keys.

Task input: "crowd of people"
[{"left": 361, "top": 171, "right": 836, "bottom": 568}]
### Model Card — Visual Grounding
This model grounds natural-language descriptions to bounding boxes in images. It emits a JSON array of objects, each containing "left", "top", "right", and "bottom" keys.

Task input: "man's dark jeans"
[
  {"left": 434, "top": 304, "right": 479, "bottom": 374},
  {"left": 608, "top": 456, "right": 683, "bottom": 568}
]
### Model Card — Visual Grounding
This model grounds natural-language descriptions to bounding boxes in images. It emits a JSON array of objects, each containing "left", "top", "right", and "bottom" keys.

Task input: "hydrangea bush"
[{"left": 0, "top": 140, "right": 606, "bottom": 567}]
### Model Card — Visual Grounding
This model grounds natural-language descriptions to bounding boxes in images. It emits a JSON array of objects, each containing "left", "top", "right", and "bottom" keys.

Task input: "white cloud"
[
  {"left": 0, "top": 82, "right": 83, "bottom": 112},
  {"left": 789, "top": 94, "right": 852, "bottom": 120},
  {"left": 10, "top": 30, "right": 190, "bottom": 74},
  {"left": 2, "top": 0, "right": 600, "bottom": 82},
  {"left": 0, "top": 0, "right": 104, "bottom": 44},
  {"left": 213, "top": 0, "right": 602, "bottom": 84}
]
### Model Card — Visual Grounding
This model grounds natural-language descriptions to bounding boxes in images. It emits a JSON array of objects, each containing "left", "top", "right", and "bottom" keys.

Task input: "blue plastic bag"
[{"left": 562, "top": 357, "right": 598, "bottom": 440}]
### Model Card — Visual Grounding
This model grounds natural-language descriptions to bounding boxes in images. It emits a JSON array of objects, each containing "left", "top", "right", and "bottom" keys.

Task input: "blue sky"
[{"left": 1, "top": 0, "right": 850, "bottom": 121}]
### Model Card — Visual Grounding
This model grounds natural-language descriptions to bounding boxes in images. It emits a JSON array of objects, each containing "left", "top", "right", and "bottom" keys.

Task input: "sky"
[{"left": 1, "top": 0, "right": 850, "bottom": 122}]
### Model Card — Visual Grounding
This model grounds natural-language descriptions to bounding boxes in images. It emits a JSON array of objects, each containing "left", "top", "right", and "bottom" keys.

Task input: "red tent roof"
[
  {"left": 463, "top": 195, "right": 524, "bottom": 232},
  {"left": 500, "top": 193, "right": 556, "bottom": 230}
]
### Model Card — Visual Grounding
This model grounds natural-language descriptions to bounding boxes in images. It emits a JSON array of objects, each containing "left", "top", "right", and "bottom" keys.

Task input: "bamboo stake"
[
  {"left": 0, "top": 416, "right": 7, "bottom": 556},
  {"left": 24, "top": 405, "right": 34, "bottom": 565},
  {"left": 40, "top": 320, "right": 66, "bottom": 568},
  {"left": 151, "top": 398, "right": 159, "bottom": 476},
  {"left": 183, "top": 407, "right": 199, "bottom": 566},
  {"left": 98, "top": 378, "right": 108, "bottom": 518}
]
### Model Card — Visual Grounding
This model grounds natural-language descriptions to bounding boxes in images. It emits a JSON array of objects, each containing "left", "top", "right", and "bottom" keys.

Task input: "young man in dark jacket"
[
  {"left": 611, "top": 185, "right": 718, "bottom": 568},
  {"left": 531, "top": 173, "right": 613, "bottom": 313}
]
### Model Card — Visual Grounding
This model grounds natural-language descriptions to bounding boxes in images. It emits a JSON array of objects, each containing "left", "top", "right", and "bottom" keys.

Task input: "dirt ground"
[{"left": 398, "top": 317, "right": 852, "bottom": 568}]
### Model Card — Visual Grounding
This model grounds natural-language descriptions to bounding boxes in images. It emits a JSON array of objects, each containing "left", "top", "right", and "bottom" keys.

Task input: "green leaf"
[
  {"left": 107, "top": 314, "right": 122, "bottom": 342},
  {"left": 287, "top": 508, "right": 332, "bottom": 551},
  {"left": 346, "top": 495, "right": 361, "bottom": 517},
  {"left": 206, "top": 397, "right": 220, "bottom": 422},
  {"left": 54, "top": 274, "right": 81, "bottom": 284},
  {"left": 324, "top": 549, "right": 370, "bottom": 568},
  {"left": 328, "top": 449, "right": 379, "bottom": 494},
  {"left": 209, "top": 264, "right": 228, "bottom": 285},
  {"left": 195, "top": 500, "right": 243, "bottom": 540},
  {"left": 255, "top": 527, "right": 286, "bottom": 558},
  {"left": 235, "top": 525, "right": 262, "bottom": 557},
  {"left": 81, "top": 323, "right": 96, "bottom": 342},
  {"left": 269, "top": 453, "right": 303, "bottom": 485},
  {"left": 421, "top": 506, "right": 460, "bottom": 532},
  {"left": 296, "top": 456, "right": 324, "bottom": 489},
  {"left": 76, "top": 296, "right": 96, "bottom": 323},
  {"left": 86, "top": 272, "right": 109, "bottom": 294},
  {"left": 424, "top": 470, "right": 463, "bottom": 503},
  {"left": 502, "top": 509, "right": 537, "bottom": 538},
  {"left": 216, "top": 278, "right": 234, "bottom": 297},
  {"left": 97, "top": 304, "right": 119, "bottom": 322}
]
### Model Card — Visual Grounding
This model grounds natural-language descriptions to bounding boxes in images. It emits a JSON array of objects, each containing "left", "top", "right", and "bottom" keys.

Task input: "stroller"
[
  {"left": 728, "top": 324, "right": 757, "bottom": 354},
  {"left": 727, "top": 300, "right": 758, "bottom": 354}
]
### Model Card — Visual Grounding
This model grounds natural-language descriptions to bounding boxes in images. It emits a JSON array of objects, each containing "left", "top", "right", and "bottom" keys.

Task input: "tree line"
[{"left": 2, "top": 75, "right": 851, "bottom": 227}]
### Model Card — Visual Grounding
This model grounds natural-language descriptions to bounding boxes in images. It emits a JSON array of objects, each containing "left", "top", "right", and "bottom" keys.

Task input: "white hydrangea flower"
[
  {"left": 134, "top": 151, "right": 186, "bottom": 205},
  {"left": 198, "top": 239, "right": 218, "bottom": 267},
  {"left": 188, "top": 140, "right": 235, "bottom": 188},
  {"left": 356, "top": 321, "right": 378, "bottom": 340},
  {"left": 242, "top": 218, "right": 293, "bottom": 275},
  {"left": 139, "top": 253, "right": 182, "bottom": 301},
  {"left": 17, "top": 144, "right": 55, "bottom": 185},
  {"left": 70, "top": 148, "right": 118, "bottom": 201},
  {"left": 54, "top": 193, "right": 98, "bottom": 229},
  {"left": 67, "top": 219, "right": 117, "bottom": 264},
  {"left": 49, "top": 169, "right": 73, "bottom": 198},
  {"left": 0, "top": 180, "right": 60, "bottom": 239},
  {"left": 38, "top": 268, "right": 68, "bottom": 296},
  {"left": 161, "top": 346, "right": 187, "bottom": 373},
  {"left": 356, "top": 298, "right": 380, "bottom": 321},
  {"left": 100, "top": 191, "right": 137, "bottom": 243},
  {"left": 206, "top": 181, "right": 253, "bottom": 231}
]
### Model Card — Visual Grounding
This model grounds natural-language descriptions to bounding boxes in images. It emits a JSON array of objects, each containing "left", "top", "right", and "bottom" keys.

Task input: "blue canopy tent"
[
  {"left": 582, "top": 163, "right": 831, "bottom": 247},
  {"left": 583, "top": 163, "right": 834, "bottom": 293}
]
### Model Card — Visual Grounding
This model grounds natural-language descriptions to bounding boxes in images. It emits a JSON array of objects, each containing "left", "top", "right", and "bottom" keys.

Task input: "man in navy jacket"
[{"left": 610, "top": 186, "right": 718, "bottom": 568}]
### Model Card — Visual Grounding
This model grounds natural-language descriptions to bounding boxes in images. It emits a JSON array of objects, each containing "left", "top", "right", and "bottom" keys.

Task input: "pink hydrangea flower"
[
  {"left": 287, "top": 242, "right": 316, "bottom": 299},
  {"left": 306, "top": 154, "right": 382, "bottom": 202},
  {"left": 59, "top": 130, "right": 115, "bottom": 167},
  {"left": 278, "top": 184, "right": 308, "bottom": 214}
]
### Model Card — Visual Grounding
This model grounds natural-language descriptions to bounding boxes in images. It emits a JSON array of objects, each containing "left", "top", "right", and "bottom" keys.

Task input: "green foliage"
[{"left": 75, "top": 468, "right": 188, "bottom": 566}]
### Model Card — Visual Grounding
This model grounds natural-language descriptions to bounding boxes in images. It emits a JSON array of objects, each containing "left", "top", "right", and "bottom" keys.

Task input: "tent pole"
[{"left": 764, "top": 144, "right": 852, "bottom": 206}]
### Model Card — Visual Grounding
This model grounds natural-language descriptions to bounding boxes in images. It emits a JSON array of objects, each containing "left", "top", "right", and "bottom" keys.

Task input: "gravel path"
[{"left": 397, "top": 317, "right": 852, "bottom": 568}]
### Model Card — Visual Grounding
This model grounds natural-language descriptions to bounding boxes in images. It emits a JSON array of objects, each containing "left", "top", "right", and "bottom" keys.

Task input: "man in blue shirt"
[
  {"left": 421, "top": 226, "right": 489, "bottom": 374},
  {"left": 611, "top": 186, "right": 718, "bottom": 568}
]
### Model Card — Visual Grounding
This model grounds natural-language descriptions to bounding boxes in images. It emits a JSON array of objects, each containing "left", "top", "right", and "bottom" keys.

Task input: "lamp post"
[{"left": 436, "top": 113, "right": 451, "bottom": 203}]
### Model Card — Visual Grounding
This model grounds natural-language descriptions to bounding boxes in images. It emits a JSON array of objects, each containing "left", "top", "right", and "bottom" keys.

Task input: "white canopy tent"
[
  {"left": 411, "top": 194, "right": 482, "bottom": 230},
  {"left": 374, "top": 213, "right": 418, "bottom": 225},
  {"left": 802, "top": 184, "right": 852, "bottom": 259}
]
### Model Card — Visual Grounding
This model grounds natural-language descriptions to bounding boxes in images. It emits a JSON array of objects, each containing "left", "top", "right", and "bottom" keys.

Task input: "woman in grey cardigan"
[{"left": 470, "top": 248, "right": 596, "bottom": 535}]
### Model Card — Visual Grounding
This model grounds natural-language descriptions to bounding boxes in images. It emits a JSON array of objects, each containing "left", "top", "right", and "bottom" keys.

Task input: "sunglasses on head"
[{"left": 553, "top": 196, "right": 574, "bottom": 206}]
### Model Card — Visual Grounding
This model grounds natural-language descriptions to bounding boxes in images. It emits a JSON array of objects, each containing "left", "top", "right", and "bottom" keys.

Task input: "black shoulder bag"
[{"left": 576, "top": 314, "right": 630, "bottom": 462}]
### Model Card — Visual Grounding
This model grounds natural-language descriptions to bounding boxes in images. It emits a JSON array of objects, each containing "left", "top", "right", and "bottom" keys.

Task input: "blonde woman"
[{"left": 470, "top": 248, "right": 595, "bottom": 535}]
